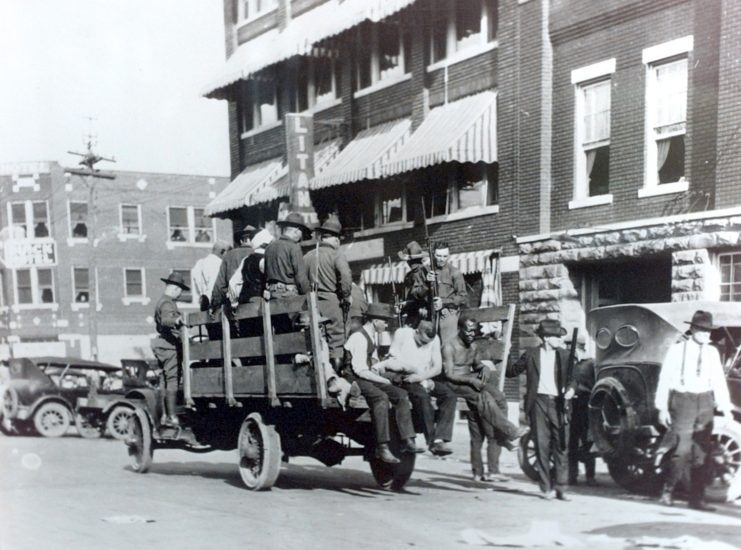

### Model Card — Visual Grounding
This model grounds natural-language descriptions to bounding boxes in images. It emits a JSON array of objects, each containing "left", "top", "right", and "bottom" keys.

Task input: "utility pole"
[{"left": 67, "top": 137, "right": 115, "bottom": 360}]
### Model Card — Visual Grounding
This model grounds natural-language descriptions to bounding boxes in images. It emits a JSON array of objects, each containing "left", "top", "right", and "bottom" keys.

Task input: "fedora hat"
[
  {"left": 685, "top": 310, "right": 716, "bottom": 331},
  {"left": 365, "top": 302, "right": 396, "bottom": 321},
  {"left": 398, "top": 241, "right": 428, "bottom": 261},
  {"left": 277, "top": 212, "right": 311, "bottom": 234},
  {"left": 233, "top": 225, "right": 257, "bottom": 238},
  {"left": 315, "top": 217, "right": 342, "bottom": 236},
  {"left": 160, "top": 271, "right": 190, "bottom": 291},
  {"left": 535, "top": 319, "right": 567, "bottom": 337}
]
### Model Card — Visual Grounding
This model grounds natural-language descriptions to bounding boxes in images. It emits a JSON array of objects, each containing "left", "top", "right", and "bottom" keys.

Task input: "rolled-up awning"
[
  {"left": 204, "top": 158, "right": 287, "bottom": 216},
  {"left": 202, "top": 0, "right": 418, "bottom": 98},
  {"left": 361, "top": 249, "right": 497, "bottom": 285},
  {"left": 310, "top": 119, "right": 411, "bottom": 190},
  {"left": 383, "top": 91, "right": 497, "bottom": 177}
]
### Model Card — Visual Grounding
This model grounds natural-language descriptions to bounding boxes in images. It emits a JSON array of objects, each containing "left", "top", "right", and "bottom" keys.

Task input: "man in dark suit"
[{"left": 507, "top": 319, "right": 576, "bottom": 500}]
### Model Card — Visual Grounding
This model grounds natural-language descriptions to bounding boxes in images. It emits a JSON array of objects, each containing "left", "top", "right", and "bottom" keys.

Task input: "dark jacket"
[
  {"left": 237, "top": 252, "right": 266, "bottom": 304},
  {"left": 211, "top": 246, "right": 253, "bottom": 308},
  {"left": 507, "top": 346, "right": 576, "bottom": 413},
  {"left": 304, "top": 241, "right": 352, "bottom": 300},
  {"left": 264, "top": 236, "right": 311, "bottom": 294}
]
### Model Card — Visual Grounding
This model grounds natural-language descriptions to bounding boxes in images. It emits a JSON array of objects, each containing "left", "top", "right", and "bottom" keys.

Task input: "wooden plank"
[
  {"left": 262, "top": 298, "right": 280, "bottom": 407},
  {"left": 459, "top": 305, "right": 511, "bottom": 323},
  {"left": 186, "top": 310, "right": 220, "bottom": 327},
  {"left": 229, "top": 332, "right": 309, "bottom": 359},
  {"left": 189, "top": 340, "right": 223, "bottom": 362},
  {"left": 307, "top": 292, "right": 329, "bottom": 407},
  {"left": 220, "top": 311, "right": 237, "bottom": 407},
  {"left": 231, "top": 295, "right": 308, "bottom": 320},
  {"left": 180, "top": 325, "right": 195, "bottom": 407},
  {"left": 498, "top": 304, "right": 516, "bottom": 392},
  {"left": 191, "top": 363, "right": 316, "bottom": 396}
]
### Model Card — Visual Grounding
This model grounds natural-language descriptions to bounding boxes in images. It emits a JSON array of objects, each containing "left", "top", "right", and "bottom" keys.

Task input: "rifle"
[
  {"left": 559, "top": 327, "right": 579, "bottom": 448},
  {"left": 419, "top": 198, "right": 439, "bottom": 332},
  {"left": 388, "top": 256, "right": 403, "bottom": 326}
]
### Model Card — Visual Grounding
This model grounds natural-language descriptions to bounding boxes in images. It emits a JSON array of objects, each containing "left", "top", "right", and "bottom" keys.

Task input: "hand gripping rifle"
[{"left": 419, "top": 198, "right": 439, "bottom": 332}]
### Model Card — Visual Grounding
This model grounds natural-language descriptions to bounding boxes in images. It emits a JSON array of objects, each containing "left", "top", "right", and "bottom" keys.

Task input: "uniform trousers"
[
  {"left": 402, "top": 380, "right": 457, "bottom": 444},
  {"left": 354, "top": 379, "right": 415, "bottom": 444},
  {"left": 152, "top": 337, "right": 181, "bottom": 389},
  {"left": 531, "top": 394, "right": 569, "bottom": 494},
  {"left": 316, "top": 291, "right": 345, "bottom": 360}
]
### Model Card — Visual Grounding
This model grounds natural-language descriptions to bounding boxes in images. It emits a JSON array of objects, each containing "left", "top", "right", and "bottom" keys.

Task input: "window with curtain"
[
  {"left": 9, "top": 202, "right": 29, "bottom": 238},
  {"left": 120, "top": 204, "right": 140, "bottom": 235},
  {"left": 168, "top": 207, "right": 188, "bottom": 242},
  {"left": 648, "top": 57, "right": 687, "bottom": 186},
  {"left": 193, "top": 208, "right": 213, "bottom": 243},
  {"left": 379, "top": 186, "right": 405, "bottom": 225},
  {"left": 38, "top": 268, "right": 54, "bottom": 303},
  {"left": 429, "top": 0, "right": 497, "bottom": 65},
  {"left": 32, "top": 202, "right": 49, "bottom": 238},
  {"left": 355, "top": 19, "right": 409, "bottom": 92},
  {"left": 70, "top": 201, "right": 89, "bottom": 238},
  {"left": 576, "top": 79, "right": 611, "bottom": 198},
  {"left": 73, "top": 267, "right": 90, "bottom": 303}
]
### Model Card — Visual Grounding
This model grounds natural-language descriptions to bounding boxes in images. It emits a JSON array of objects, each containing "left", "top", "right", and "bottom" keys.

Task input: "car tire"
[
  {"left": 106, "top": 406, "right": 133, "bottom": 441},
  {"left": 237, "top": 413, "right": 281, "bottom": 491},
  {"left": 75, "top": 412, "right": 103, "bottom": 439},
  {"left": 517, "top": 429, "right": 541, "bottom": 482},
  {"left": 706, "top": 419, "right": 741, "bottom": 502},
  {"left": 33, "top": 402, "right": 71, "bottom": 438}
]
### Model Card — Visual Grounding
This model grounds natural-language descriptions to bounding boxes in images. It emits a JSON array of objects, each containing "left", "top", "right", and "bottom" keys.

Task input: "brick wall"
[{"left": 428, "top": 49, "right": 499, "bottom": 108}]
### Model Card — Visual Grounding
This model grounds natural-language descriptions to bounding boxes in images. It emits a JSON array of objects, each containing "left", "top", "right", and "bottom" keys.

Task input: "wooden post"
[
  {"left": 180, "top": 324, "right": 194, "bottom": 408},
  {"left": 307, "top": 292, "right": 329, "bottom": 407},
  {"left": 261, "top": 298, "right": 280, "bottom": 407},
  {"left": 498, "top": 304, "right": 516, "bottom": 393},
  {"left": 221, "top": 311, "right": 237, "bottom": 407}
]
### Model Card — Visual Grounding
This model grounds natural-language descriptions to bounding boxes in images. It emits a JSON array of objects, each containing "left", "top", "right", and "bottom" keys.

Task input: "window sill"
[
  {"left": 236, "top": 7, "right": 278, "bottom": 30},
  {"left": 427, "top": 204, "right": 500, "bottom": 225},
  {"left": 117, "top": 233, "right": 146, "bottom": 243},
  {"left": 70, "top": 302, "right": 102, "bottom": 312},
  {"left": 241, "top": 120, "right": 283, "bottom": 140},
  {"left": 638, "top": 180, "right": 689, "bottom": 198},
  {"left": 353, "top": 74, "right": 412, "bottom": 99},
  {"left": 67, "top": 237, "right": 89, "bottom": 247},
  {"left": 301, "top": 98, "right": 342, "bottom": 115},
  {"left": 426, "top": 41, "right": 498, "bottom": 73},
  {"left": 568, "top": 194, "right": 614, "bottom": 209},
  {"left": 122, "top": 296, "right": 151, "bottom": 306},
  {"left": 166, "top": 241, "right": 214, "bottom": 251},
  {"left": 353, "top": 221, "right": 415, "bottom": 238},
  {"left": 11, "top": 303, "right": 59, "bottom": 312}
]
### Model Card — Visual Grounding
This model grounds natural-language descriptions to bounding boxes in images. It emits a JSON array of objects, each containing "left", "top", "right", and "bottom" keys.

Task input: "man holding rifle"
[{"left": 428, "top": 241, "right": 467, "bottom": 345}]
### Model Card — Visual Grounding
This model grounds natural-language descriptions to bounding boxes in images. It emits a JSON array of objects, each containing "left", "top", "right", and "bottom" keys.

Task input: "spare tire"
[{"left": 588, "top": 377, "right": 638, "bottom": 460}]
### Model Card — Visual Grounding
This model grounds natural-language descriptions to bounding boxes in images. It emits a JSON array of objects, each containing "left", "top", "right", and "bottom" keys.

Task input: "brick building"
[
  {"left": 0, "top": 162, "right": 231, "bottom": 363},
  {"left": 203, "top": 0, "right": 741, "bottom": 360}
]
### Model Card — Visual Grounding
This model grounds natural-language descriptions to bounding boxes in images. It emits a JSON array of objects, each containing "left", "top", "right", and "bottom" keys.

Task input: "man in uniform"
[
  {"left": 428, "top": 241, "right": 467, "bottom": 344},
  {"left": 443, "top": 317, "right": 528, "bottom": 480},
  {"left": 347, "top": 280, "right": 368, "bottom": 335},
  {"left": 344, "top": 303, "right": 422, "bottom": 463},
  {"left": 210, "top": 226, "right": 256, "bottom": 309},
  {"left": 152, "top": 271, "right": 190, "bottom": 426},
  {"left": 507, "top": 319, "right": 576, "bottom": 501},
  {"left": 304, "top": 217, "right": 352, "bottom": 367},
  {"left": 656, "top": 310, "right": 733, "bottom": 511},
  {"left": 398, "top": 241, "right": 431, "bottom": 327},
  {"left": 264, "top": 212, "right": 311, "bottom": 299}
]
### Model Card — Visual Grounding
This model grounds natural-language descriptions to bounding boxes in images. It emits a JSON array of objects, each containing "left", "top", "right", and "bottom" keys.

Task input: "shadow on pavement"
[{"left": 588, "top": 521, "right": 741, "bottom": 547}]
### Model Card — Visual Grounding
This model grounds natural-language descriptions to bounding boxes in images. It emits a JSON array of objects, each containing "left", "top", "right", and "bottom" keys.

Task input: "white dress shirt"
[
  {"left": 344, "top": 323, "right": 379, "bottom": 379},
  {"left": 537, "top": 347, "right": 559, "bottom": 396},
  {"left": 192, "top": 253, "right": 223, "bottom": 299},
  {"left": 381, "top": 327, "right": 441, "bottom": 378},
  {"left": 655, "top": 337, "right": 732, "bottom": 414}
]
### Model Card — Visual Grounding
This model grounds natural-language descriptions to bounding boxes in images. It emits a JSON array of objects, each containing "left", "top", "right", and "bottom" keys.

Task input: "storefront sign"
[
  {"left": 284, "top": 113, "right": 318, "bottom": 224},
  {"left": 4, "top": 240, "right": 57, "bottom": 268}
]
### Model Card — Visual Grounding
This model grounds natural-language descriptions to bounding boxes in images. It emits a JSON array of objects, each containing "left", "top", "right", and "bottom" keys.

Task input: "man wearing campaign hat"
[
  {"left": 304, "top": 216, "right": 352, "bottom": 366},
  {"left": 507, "top": 318, "right": 577, "bottom": 501},
  {"left": 210, "top": 225, "right": 256, "bottom": 309},
  {"left": 398, "top": 241, "right": 431, "bottom": 327},
  {"left": 264, "top": 212, "right": 311, "bottom": 299},
  {"left": 152, "top": 271, "right": 190, "bottom": 426},
  {"left": 656, "top": 310, "right": 733, "bottom": 511}
]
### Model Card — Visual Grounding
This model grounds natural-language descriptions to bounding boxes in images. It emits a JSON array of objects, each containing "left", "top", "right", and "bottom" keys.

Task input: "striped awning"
[
  {"left": 202, "top": 0, "right": 417, "bottom": 98},
  {"left": 361, "top": 249, "right": 497, "bottom": 285},
  {"left": 204, "top": 158, "right": 287, "bottom": 216},
  {"left": 383, "top": 91, "right": 497, "bottom": 177},
  {"left": 310, "top": 119, "right": 411, "bottom": 190}
]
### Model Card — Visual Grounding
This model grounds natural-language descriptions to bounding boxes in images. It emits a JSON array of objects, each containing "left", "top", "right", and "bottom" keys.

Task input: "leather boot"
[
  {"left": 164, "top": 390, "right": 179, "bottom": 426},
  {"left": 400, "top": 438, "right": 426, "bottom": 454},
  {"left": 659, "top": 485, "right": 674, "bottom": 507},
  {"left": 375, "top": 443, "right": 400, "bottom": 464},
  {"left": 688, "top": 468, "right": 715, "bottom": 511}
]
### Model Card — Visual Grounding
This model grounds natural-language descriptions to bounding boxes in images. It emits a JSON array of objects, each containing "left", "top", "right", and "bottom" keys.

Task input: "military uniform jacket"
[
  {"left": 264, "top": 236, "right": 311, "bottom": 293},
  {"left": 154, "top": 295, "right": 182, "bottom": 349},
  {"left": 507, "top": 346, "right": 576, "bottom": 413},
  {"left": 304, "top": 242, "right": 352, "bottom": 300},
  {"left": 402, "top": 265, "right": 430, "bottom": 318},
  {"left": 434, "top": 264, "right": 467, "bottom": 309}
]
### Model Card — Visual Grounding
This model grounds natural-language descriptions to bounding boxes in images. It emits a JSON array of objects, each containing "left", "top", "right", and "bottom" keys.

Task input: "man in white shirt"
[
  {"left": 344, "top": 303, "right": 423, "bottom": 464},
  {"left": 192, "top": 241, "right": 229, "bottom": 311},
  {"left": 376, "top": 320, "right": 458, "bottom": 456},
  {"left": 656, "top": 310, "right": 733, "bottom": 511}
]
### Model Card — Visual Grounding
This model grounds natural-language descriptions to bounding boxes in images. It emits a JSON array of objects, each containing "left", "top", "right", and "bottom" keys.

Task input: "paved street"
[{"left": 1, "top": 423, "right": 741, "bottom": 550}]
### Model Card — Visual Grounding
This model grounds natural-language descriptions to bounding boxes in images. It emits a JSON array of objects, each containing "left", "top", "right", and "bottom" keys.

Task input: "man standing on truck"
[
  {"left": 152, "top": 271, "right": 190, "bottom": 426},
  {"left": 398, "top": 241, "right": 431, "bottom": 327},
  {"left": 264, "top": 212, "right": 311, "bottom": 299},
  {"left": 656, "top": 310, "right": 733, "bottom": 511},
  {"left": 427, "top": 241, "right": 467, "bottom": 344},
  {"left": 344, "top": 303, "right": 423, "bottom": 464},
  {"left": 210, "top": 226, "right": 256, "bottom": 309}
]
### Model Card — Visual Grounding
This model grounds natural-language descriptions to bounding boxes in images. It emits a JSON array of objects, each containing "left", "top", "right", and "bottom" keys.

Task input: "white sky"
[{"left": 0, "top": 0, "right": 230, "bottom": 176}]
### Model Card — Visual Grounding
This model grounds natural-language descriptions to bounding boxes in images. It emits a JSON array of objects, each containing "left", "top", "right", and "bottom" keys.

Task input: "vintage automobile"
[
  {"left": 1, "top": 356, "right": 123, "bottom": 437},
  {"left": 123, "top": 292, "right": 512, "bottom": 492},
  {"left": 519, "top": 301, "right": 741, "bottom": 502}
]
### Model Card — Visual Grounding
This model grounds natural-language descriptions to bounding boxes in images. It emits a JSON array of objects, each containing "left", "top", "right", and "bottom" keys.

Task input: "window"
[
  {"left": 576, "top": 79, "right": 611, "bottom": 197},
  {"left": 14, "top": 267, "right": 55, "bottom": 305},
  {"left": 124, "top": 269, "right": 145, "bottom": 298},
  {"left": 354, "top": 20, "right": 411, "bottom": 92},
  {"left": 294, "top": 55, "right": 341, "bottom": 112},
  {"left": 7, "top": 201, "right": 49, "bottom": 239},
  {"left": 172, "top": 269, "right": 194, "bottom": 303},
  {"left": 719, "top": 252, "right": 741, "bottom": 302},
  {"left": 378, "top": 186, "right": 405, "bottom": 225},
  {"left": 120, "top": 204, "right": 141, "bottom": 235},
  {"left": 240, "top": 76, "right": 281, "bottom": 133},
  {"left": 642, "top": 36, "right": 693, "bottom": 193},
  {"left": 421, "top": 164, "right": 498, "bottom": 218},
  {"left": 429, "top": 0, "right": 497, "bottom": 65},
  {"left": 73, "top": 267, "right": 90, "bottom": 303},
  {"left": 238, "top": 0, "right": 277, "bottom": 22},
  {"left": 168, "top": 206, "right": 215, "bottom": 244},
  {"left": 69, "top": 201, "right": 89, "bottom": 238}
]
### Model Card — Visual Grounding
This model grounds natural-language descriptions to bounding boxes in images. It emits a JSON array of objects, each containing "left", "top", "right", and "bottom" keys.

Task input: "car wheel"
[
  {"left": 606, "top": 460, "right": 663, "bottom": 495},
  {"left": 74, "top": 412, "right": 103, "bottom": 439},
  {"left": 237, "top": 413, "right": 281, "bottom": 491},
  {"left": 106, "top": 406, "right": 133, "bottom": 440},
  {"left": 33, "top": 402, "right": 71, "bottom": 437},
  {"left": 706, "top": 419, "right": 741, "bottom": 502},
  {"left": 127, "top": 408, "right": 153, "bottom": 473}
]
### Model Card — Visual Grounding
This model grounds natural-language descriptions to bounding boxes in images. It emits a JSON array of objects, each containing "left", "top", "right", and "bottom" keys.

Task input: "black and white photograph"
[{"left": 1, "top": 0, "right": 741, "bottom": 548}]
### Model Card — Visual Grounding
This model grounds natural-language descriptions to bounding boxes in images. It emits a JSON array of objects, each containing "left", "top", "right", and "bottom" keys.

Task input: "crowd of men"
[{"left": 152, "top": 213, "right": 732, "bottom": 509}]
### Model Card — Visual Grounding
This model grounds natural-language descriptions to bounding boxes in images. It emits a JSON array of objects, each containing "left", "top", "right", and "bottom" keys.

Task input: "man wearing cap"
[
  {"left": 152, "top": 271, "right": 190, "bottom": 426},
  {"left": 344, "top": 303, "right": 422, "bottom": 463},
  {"left": 264, "top": 212, "right": 311, "bottom": 299},
  {"left": 507, "top": 319, "right": 576, "bottom": 500},
  {"left": 428, "top": 241, "right": 467, "bottom": 344},
  {"left": 347, "top": 280, "right": 368, "bottom": 335},
  {"left": 399, "top": 241, "right": 432, "bottom": 327},
  {"left": 192, "top": 241, "right": 229, "bottom": 311},
  {"left": 304, "top": 217, "right": 352, "bottom": 366},
  {"left": 210, "top": 225, "right": 256, "bottom": 309},
  {"left": 656, "top": 310, "right": 733, "bottom": 511}
]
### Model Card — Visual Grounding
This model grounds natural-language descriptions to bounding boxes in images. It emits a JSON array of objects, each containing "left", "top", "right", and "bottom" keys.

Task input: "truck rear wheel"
[
  {"left": 368, "top": 429, "right": 415, "bottom": 491},
  {"left": 237, "top": 413, "right": 281, "bottom": 491},
  {"left": 106, "top": 406, "right": 134, "bottom": 440}
]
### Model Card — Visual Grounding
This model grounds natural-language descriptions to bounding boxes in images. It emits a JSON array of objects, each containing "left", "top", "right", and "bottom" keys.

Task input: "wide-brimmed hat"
[
  {"left": 276, "top": 212, "right": 311, "bottom": 234},
  {"left": 398, "top": 241, "right": 428, "bottom": 261},
  {"left": 365, "top": 302, "right": 396, "bottom": 321},
  {"left": 160, "top": 271, "right": 190, "bottom": 291},
  {"left": 685, "top": 310, "right": 716, "bottom": 331},
  {"left": 233, "top": 225, "right": 257, "bottom": 238},
  {"left": 315, "top": 218, "right": 342, "bottom": 236},
  {"left": 535, "top": 319, "right": 567, "bottom": 337}
]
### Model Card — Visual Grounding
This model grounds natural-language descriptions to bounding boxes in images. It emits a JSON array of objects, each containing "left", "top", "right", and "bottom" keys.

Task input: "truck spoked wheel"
[
  {"left": 127, "top": 408, "right": 153, "bottom": 473},
  {"left": 106, "top": 406, "right": 134, "bottom": 441},
  {"left": 237, "top": 413, "right": 281, "bottom": 491},
  {"left": 33, "top": 402, "right": 71, "bottom": 438},
  {"left": 706, "top": 420, "right": 741, "bottom": 502},
  {"left": 517, "top": 429, "right": 542, "bottom": 482}
]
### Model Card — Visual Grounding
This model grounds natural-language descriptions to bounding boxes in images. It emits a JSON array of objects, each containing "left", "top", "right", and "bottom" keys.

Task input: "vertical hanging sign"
[{"left": 284, "top": 113, "right": 318, "bottom": 225}]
